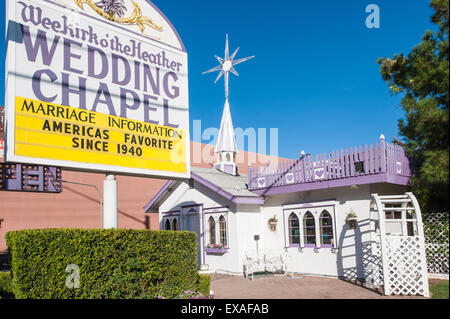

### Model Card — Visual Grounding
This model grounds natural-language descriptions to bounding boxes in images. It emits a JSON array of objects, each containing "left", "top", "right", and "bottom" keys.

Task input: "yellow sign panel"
[{"left": 14, "top": 97, "right": 187, "bottom": 173}]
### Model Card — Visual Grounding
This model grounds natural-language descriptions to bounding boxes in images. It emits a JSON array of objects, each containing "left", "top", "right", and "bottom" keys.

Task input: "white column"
[{"left": 103, "top": 174, "right": 118, "bottom": 229}]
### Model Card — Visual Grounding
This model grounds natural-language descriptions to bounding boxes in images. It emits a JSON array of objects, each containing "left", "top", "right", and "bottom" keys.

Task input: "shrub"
[
  {"left": 6, "top": 229, "right": 201, "bottom": 299},
  {"left": 197, "top": 274, "right": 211, "bottom": 296},
  {"left": 0, "top": 272, "right": 14, "bottom": 299}
]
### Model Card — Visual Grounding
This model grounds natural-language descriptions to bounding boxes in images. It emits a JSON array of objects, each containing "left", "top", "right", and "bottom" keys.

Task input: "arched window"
[
  {"left": 208, "top": 217, "right": 216, "bottom": 245},
  {"left": 288, "top": 213, "right": 300, "bottom": 245},
  {"left": 303, "top": 211, "right": 316, "bottom": 245},
  {"left": 172, "top": 218, "right": 178, "bottom": 231},
  {"left": 320, "top": 210, "right": 333, "bottom": 245},
  {"left": 219, "top": 216, "right": 227, "bottom": 246},
  {"left": 165, "top": 219, "right": 171, "bottom": 230}
]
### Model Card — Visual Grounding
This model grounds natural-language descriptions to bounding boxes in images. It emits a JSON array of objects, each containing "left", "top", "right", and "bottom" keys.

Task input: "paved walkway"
[{"left": 210, "top": 273, "right": 425, "bottom": 299}]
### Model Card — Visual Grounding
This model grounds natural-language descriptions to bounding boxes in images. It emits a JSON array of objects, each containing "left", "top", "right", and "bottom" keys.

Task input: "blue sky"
[{"left": 0, "top": 0, "right": 436, "bottom": 160}]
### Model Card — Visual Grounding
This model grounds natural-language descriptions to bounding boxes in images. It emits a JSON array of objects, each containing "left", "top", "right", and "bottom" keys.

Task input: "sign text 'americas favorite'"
[{"left": 5, "top": 0, "right": 190, "bottom": 179}]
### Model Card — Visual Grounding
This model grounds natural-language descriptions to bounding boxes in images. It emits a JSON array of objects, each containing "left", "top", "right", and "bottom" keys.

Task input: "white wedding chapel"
[{"left": 144, "top": 36, "right": 429, "bottom": 297}]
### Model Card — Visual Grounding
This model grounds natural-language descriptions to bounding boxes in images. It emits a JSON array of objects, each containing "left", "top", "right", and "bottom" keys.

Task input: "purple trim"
[
  {"left": 205, "top": 247, "right": 229, "bottom": 254},
  {"left": 289, "top": 244, "right": 300, "bottom": 248},
  {"left": 144, "top": 180, "right": 174, "bottom": 212},
  {"left": 303, "top": 244, "right": 316, "bottom": 248},
  {"left": 320, "top": 244, "right": 333, "bottom": 248},
  {"left": 251, "top": 173, "right": 409, "bottom": 196},
  {"left": 191, "top": 171, "right": 264, "bottom": 204}
]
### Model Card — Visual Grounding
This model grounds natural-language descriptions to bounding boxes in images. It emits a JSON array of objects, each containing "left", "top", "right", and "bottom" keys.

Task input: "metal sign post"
[{"left": 103, "top": 174, "right": 118, "bottom": 229}]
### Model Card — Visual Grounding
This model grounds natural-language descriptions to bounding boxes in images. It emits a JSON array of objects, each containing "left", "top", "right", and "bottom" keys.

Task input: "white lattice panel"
[
  {"left": 424, "top": 212, "right": 449, "bottom": 274},
  {"left": 368, "top": 239, "right": 384, "bottom": 287},
  {"left": 384, "top": 236, "right": 429, "bottom": 296},
  {"left": 426, "top": 243, "right": 449, "bottom": 273}
]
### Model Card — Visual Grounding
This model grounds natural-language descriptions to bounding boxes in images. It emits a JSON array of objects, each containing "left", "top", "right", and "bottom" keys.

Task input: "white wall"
[
  {"left": 158, "top": 181, "right": 245, "bottom": 273},
  {"left": 236, "top": 184, "right": 407, "bottom": 279}
]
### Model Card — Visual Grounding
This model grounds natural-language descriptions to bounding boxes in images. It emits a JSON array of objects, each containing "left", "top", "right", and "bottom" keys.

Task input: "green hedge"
[
  {"left": 6, "top": 228, "right": 207, "bottom": 299},
  {"left": 197, "top": 274, "right": 211, "bottom": 296},
  {"left": 0, "top": 272, "right": 14, "bottom": 299}
]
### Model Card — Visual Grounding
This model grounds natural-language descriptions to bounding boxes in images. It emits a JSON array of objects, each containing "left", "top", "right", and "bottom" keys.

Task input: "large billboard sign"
[{"left": 5, "top": 0, "right": 190, "bottom": 179}]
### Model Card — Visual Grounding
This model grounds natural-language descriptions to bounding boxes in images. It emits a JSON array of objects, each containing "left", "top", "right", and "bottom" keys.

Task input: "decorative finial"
[
  {"left": 202, "top": 34, "right": 254, "bottom": 100},
  {"left": 380, "top": 134, "right": 385, "bottom": 140}
]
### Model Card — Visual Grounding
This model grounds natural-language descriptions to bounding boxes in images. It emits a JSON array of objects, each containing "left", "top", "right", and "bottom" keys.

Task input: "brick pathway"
[{"left": 210, "top": 273, "right": 425, "bottom": 299}]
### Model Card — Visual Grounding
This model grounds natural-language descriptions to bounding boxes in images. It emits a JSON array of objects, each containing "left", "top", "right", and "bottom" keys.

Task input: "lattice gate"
[{"left": 371, "top": 193, "right": 430, "bottom": 297}]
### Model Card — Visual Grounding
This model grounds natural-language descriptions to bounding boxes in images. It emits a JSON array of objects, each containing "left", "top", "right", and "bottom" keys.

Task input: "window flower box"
[{"left": 205, "top": 244, "right": 228, "bottom": 254}]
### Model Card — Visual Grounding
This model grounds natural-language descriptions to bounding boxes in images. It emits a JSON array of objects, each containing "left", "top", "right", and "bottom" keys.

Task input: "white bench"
[{"left": 243, "top": 250, "right": 286, "bottom": 280}]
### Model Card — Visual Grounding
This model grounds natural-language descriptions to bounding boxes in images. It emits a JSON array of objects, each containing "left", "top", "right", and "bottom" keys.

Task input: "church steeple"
[
  {"left": 202, "top": 34, "right": 254, "bottom": 176},
  {"left": 214, "top": 99, "right": 238, "bottom": 175}
]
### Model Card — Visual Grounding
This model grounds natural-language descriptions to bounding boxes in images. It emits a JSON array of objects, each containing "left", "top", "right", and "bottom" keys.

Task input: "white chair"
[
  {"left": 243, "top": 250, "right": 265, "bottom": 280},
  {"left": 264, "top": 250, "right": 285, "bottom": 275}
]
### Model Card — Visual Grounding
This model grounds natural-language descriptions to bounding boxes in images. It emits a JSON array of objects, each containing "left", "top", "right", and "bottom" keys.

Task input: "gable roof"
[
  {"left": 191, "top": 166, "right": 255, "bottom": 197},
  {"left": 144, "top": 166, "right": 264, "bottom": 212}
]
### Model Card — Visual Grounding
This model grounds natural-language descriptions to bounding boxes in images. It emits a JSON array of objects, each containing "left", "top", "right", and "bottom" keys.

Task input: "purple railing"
[{"left": 248, "top": 137, "right": 411, "bottom": 190}]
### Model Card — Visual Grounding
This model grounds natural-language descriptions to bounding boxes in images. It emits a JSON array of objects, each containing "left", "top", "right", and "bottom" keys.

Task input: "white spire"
[
  {"left": 215, "top": 99, "right": 237, "bottom": 154},
  {"left": 202, "top": 34, "right": 254, "bottom": 175}
]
